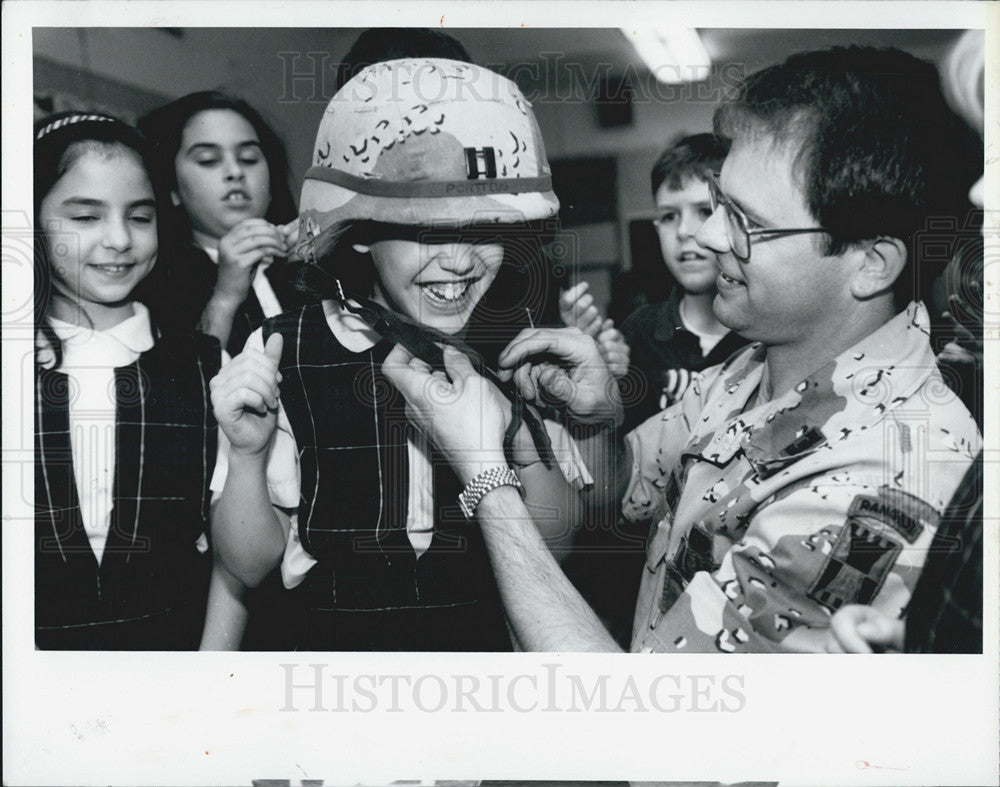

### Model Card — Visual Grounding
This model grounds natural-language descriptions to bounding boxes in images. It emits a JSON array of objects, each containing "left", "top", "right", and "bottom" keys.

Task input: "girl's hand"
[
  {"left": 215, "top": 218, "right": 287, "bottom": 305},
  {"left": 595, "top": 318, "right": 630, "bottom": 379},
  {"left": 210, "top": 333, "right": 284, "bottom": 457},
  {"left": 559, "top": 282, "right": 604, "bottom": 338},
  {"left": 279, "top": 218, "right": 301, "bottom": 259}
]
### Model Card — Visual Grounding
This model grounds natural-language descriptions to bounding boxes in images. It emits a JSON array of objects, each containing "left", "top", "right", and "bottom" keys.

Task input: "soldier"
[{"left": 382, "top": 45, "right": 982, "bottom": 652}]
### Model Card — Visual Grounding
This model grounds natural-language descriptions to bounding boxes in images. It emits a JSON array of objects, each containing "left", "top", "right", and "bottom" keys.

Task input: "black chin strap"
[{"left": 329, "top": 278, "right": 556, "bottom": 471}]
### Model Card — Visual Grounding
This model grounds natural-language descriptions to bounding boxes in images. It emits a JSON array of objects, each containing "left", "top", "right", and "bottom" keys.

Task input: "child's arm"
[
  {"left": 200, "top": 560, "right": 249, "bottom": 650},
  {"left": 210, "top": 332, "right": 289, "bottom": 586},
  {"left": 199, "top": 218, "right": 288, "bottom": 349}
]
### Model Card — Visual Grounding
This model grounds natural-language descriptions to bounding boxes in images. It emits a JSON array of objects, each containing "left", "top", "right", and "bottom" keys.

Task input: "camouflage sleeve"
[
  {"left": 651, "top": 474, "right": 955, "bottom": 653},
  {"left": 621, "top": 365, "right": 718, "bottom": 524}
]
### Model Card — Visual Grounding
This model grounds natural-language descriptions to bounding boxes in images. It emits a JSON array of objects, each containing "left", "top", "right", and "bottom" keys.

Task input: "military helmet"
[{"left": 298, "top": 58, "right": 560, "bottom": 261}]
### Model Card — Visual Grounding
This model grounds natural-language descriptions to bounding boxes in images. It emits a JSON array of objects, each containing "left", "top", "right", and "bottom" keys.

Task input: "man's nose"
[{"left": 694, "top": 206, "right": 731, "bottom": 255}]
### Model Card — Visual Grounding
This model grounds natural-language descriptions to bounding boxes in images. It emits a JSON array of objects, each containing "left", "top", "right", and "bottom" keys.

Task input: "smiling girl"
[
  {"left": 207, "top": 59, "right": 586, "bottom": 651},
  {"left": 34, "top": 113, "right": 220, "bottom": 650},
  {"left": 139, "top": 92, "right": 304, "bottom": 356}
]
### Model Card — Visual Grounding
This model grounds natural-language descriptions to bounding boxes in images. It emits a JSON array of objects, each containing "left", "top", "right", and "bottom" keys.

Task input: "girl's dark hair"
[
  {"left": 34, "top": 112, "right": 163, "bottom": 368},
  {"left": 137, "top": 91, "right": 297, "bottom": 246}
]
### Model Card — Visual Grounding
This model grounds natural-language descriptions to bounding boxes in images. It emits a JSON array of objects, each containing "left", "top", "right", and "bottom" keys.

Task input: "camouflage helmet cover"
[{"left": 299, "top": 58, "right": 560, "bottom": 254}]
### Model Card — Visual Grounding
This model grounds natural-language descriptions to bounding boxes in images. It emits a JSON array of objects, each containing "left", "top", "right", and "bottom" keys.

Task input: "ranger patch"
[
  {"left": 847, "top": 488, "right": 939, "bottom": 544},
  {"left": 808, "top": 521, "right": 902, "bottom": 611}
]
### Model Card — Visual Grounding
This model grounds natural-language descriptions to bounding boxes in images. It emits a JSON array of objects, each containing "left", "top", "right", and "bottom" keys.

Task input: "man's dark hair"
[
  {"left": 335, "top": 28, "right": 472, "bottom": 91},
  {"left": 714, "top": 45, "right": 981, "bottom": 304},
  {"left": 650, "top": 132, "right": 729, "bottom": 196}
]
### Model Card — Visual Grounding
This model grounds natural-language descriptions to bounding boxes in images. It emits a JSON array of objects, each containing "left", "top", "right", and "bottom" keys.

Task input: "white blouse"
[{"left": 47, "top": 305, "right": 155, "bottom": 564}]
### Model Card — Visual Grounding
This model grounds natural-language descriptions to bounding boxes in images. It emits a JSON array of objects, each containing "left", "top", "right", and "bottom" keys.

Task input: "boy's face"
[
  {"left": 360, "top": 231, "right": 505, "bottom": 335},
  {"left": 653, "top": 177, "right": 719, "bottom": 296}
]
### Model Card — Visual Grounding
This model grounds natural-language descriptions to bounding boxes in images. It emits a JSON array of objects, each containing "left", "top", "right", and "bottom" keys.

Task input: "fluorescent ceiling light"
[{"left": 620, "top": 27, "right": 712, "bottom": 84}]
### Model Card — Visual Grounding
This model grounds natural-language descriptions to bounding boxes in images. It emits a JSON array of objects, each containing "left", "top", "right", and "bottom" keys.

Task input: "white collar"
[
  {"left": 321, "top": 299, "right": 383, "bottom": 353},
  {"left": 48, "top": 302, "right": 155, "bottom": 365},
  {"left": 200, "top": 244, "right": 220, "bottom": 264}
]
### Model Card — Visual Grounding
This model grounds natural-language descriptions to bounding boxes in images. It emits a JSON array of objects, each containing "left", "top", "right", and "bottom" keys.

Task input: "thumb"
[
  {"left": 263, "top": 332, "right": 284, "bottom": 366},
  {"left": 442, "top": 345, "right": 476, "bottom": 383}
]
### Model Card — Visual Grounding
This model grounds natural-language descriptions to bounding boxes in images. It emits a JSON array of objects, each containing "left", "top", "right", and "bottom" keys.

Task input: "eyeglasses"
[{"left": 705, "top": 171, "right": 830, "bottom": 262}]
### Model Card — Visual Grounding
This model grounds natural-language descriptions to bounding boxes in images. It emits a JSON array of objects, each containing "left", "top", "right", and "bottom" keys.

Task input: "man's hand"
[
  {"left": 210, "top": 332, "right": 283, "bottom": 457},
  {"left": 498, "top": 327, "right": 623, "bottom": 427},
  {"left": 383, "top": 344, "right": 510, "bottom": 484},
  {"left": 558, "top": 281, "right": 604, "bottom": 337},
  {"left": 215, "top": 218, "right": 287, "bottom": 305},
  {"left": 824, "top": 604, "right": 906, "bottom": 653}
]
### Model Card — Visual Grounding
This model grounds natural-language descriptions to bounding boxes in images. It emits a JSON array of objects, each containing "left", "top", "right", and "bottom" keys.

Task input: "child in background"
[
  {"left": 138, "top": 92, "right": 304, "bottom": 356},
  {"left": 619, "top": 133, "right": 748, "bottom": 432},
  {"left": 207, "top": 59, "right": 588, "bottom": 651},
  {"left": 34, "top": 113, "right": 220, "bottom": 650},
  {"left": 139, "top": 93, "right": 308, "bottom": 649}
]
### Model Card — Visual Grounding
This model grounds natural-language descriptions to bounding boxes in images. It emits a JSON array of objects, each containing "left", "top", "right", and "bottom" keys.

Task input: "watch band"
[{"left": 458, "top": 465, "right": 524, "bottom": 520}]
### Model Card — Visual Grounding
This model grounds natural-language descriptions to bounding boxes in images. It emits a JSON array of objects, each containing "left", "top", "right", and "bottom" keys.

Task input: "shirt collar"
[
  {"left": 200, "top": 244, "right": 220, "bottom": 264},
  {"left": 48, "top": 302, "right": 155, "bottom": 368},
  {"left": 322, "top": 299, "right": 382, "bottom": 352},
  {"left": 686, "top": 302, "right": 940, "bottom": 473},
  {"left": 744, "top": 301, "right": 939, "bottom": 472}
]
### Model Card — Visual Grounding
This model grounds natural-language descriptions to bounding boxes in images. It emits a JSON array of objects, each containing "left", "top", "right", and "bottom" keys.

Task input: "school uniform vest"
[
  {"left": 148, "top": 243, "right": 308, "bottom": 356},
  {"left": 263, "top": 305, "right": 511, "bottom": 651},
  {"left": 34, "top": 332, "right": 220, "bottom": 650}
]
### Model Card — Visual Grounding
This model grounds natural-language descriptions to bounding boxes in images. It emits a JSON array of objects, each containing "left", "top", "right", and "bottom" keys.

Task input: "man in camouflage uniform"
[{"left": 382, "top": 45, "right": 982, "bottom": 652}]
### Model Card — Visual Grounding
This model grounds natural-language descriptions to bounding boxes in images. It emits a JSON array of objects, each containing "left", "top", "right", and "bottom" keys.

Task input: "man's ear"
[
  {"left": 850, "top": 237, "right": 908, "bottom": 299},
  {"left": 352, "top": 243, "right": 370, "bottom": 255}
]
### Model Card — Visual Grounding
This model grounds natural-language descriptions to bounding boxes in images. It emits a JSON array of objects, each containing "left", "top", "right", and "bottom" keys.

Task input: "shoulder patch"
[
  {"left": 847, "top": 488, "right": 940, "bottom": 544},
  {"left": 808, "top": 520, "right": 902, "bottom": 611}
]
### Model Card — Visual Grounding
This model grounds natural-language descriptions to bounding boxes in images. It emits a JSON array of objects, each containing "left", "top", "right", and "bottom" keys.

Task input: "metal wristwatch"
[{"left": 458, "top": 466, "right": 524, "bottom": 520}]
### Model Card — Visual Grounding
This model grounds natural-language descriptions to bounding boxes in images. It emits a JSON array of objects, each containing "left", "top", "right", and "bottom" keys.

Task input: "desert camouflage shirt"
[{"left": 623, "top": 302, "right": 981, "bottom": 653}]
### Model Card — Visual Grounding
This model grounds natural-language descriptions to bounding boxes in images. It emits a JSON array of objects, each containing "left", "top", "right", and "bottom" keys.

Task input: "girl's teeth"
[{"left": 425, "top": 282, "right": 470, "bottom": 302}]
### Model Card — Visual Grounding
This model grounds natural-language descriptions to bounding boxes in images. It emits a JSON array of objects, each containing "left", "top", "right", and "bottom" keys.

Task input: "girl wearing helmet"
[{"left": 207, "top": 59, "right": 587, "bottom": 651}]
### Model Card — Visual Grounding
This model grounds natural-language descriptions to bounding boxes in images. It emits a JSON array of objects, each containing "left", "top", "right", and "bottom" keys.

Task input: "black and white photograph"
[{"left": 3, "top": 1, "right": 997, "bottom": 784}]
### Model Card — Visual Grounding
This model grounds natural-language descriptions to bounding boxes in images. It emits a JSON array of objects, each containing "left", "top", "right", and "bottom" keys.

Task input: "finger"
[
  {"left": 220, "top": 369, "right": 279, "bottom": 403},
  {"left": 499, "top": 327, "right": 588, "bottom": 370},
  {"left": 231, "top": 236, "right": 286, "bottom": 258},
  {"left": 442, "top": 345, "right": 477, "bottom": 381},
  {"left": 581, "top": 311, "right": 603, "bottom": 337},
  {"left": 829, "top": 608, "right": 875, "bottom": 654},
  {"left": 513, "top": 361, "right": 536, "bottom": 401},
  {"left": 536, "top": 363, "right": 574, "bottom": 403},
  {"left": 217, "top": 352, "right": 283, "bottom": 387},
  {"left": 601, "top": 318, "right": 615, "bottom": 331},
  {"left": 560, "top": 281, "right": 589, "bottom": 305},
  {"left": 263, "top": 332, "right": 284, "bottom": 366},
  {"left": 230, "top": 218, "right": 278, "bottom": 235},
  {"left": 382, "top": 344, "right": 429, "bottom": 399},
  {"left": 218, "top": 384, "right": 273, "bottom": 417}
]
